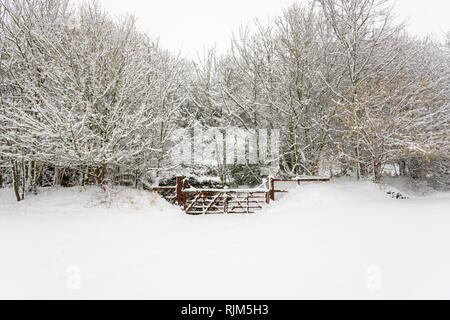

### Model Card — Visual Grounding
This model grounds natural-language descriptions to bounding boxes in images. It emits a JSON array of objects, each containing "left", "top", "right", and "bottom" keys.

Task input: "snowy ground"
[{"left": 0, "top": 179, "right": 449, "bottom": 299}]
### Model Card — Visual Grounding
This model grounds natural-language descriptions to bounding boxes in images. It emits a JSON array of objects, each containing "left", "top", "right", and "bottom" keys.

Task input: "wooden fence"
[
  {"left": 150, "top": 176, "right": 330, "bottom": 215},
  {"left": 269, "top": 176, "right": 330, "bottom": 201}
]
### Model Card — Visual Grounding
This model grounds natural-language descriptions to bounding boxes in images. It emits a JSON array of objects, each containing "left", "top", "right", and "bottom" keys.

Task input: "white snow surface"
[{"left": 0, "top": 179, "right": 449, "bottom": 299}]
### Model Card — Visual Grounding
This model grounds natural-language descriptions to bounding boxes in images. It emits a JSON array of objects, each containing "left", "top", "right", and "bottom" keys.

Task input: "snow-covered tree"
[
  {"left": 1, "top": 0, "right": 448, "bottom": 201},
  {"left": 0, "top": 0, "right": 189, "bottom": 199}
]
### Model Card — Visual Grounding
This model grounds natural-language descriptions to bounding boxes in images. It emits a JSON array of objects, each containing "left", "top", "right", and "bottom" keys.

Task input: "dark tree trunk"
[
  {"left": 28, "top": 161, "right": 37, "bottom": 194},
  {"left": 355, "top": 146, "right": 361, "bottom": 180},
  {"left": 95, "top": 164, "right": 107, "bottom": 188},
  {"left": 21, "top": 160, "right": 26, "bottom": 200},
  {"left": 85, "top": 166, "right": 91, "bottom": 186},
  {"left": 11, "top": 160, "right": 21, "bottom": 202}
]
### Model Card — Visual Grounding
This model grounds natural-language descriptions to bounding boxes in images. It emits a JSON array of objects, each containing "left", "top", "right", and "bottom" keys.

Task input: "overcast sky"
[{"left": 96, "top": 0, "right": 450, "bottom": 59}]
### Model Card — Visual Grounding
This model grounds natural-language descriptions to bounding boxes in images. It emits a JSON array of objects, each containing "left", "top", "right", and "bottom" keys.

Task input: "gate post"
[
  {"left": 269, "top": 176, "right": 275, "bottom": 201},
  {"left": 176, "top": 176, "right": 183, "bottom": 206}
]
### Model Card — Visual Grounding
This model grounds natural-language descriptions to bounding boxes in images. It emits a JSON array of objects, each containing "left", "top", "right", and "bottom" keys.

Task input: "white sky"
[{"left": 96, "top": 0, "right": 450, "bottom": 59}]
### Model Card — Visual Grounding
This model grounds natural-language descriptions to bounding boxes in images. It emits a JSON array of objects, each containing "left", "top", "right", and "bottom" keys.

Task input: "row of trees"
[
  {"left": 0, "top": 0, "right": 189, "bottom": 200},
  {"left": 1, "top": 0, "right": 449, "bottom": 201},
  {"left": 191, "top": 0, "right": 449, "bottom": 185}
]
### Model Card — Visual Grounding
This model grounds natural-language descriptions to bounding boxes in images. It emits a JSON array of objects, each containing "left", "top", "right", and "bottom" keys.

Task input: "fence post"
[
  {"left": 269, "top": 176, "right": 275, "bottom": 201},
  {"left": 224, "top": 194, "right": 228, "bottom": 213},
  {"left": 176, "top": 176, "right": 182, "bottom": 206}
]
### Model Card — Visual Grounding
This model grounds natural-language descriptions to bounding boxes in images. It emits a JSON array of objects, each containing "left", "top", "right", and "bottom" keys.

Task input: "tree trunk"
[
  {"left": 85, "top": 166, "right": 91, "bottom": 186},
  {"left": 27, "top": 161, "right": 37, "bottom": 194},
  {"left": 21, "top": 160, "right": 26, "bottom": 200},
  {"left": 95, "top": 164, "right": 107, "bottom": 187},
  {"left": 11, "top": 160, "right": 21, "bottom": 202},
  {"left": 355, "top": 145, "right": 361, "bottom": 180},
  {"left": 373, "top": 160, "right": 382, "bottom": 183}
]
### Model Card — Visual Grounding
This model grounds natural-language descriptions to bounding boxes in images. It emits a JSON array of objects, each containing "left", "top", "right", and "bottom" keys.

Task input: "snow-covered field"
[{"left": 0, "top": 179, "right": 449, "bottom": 299}]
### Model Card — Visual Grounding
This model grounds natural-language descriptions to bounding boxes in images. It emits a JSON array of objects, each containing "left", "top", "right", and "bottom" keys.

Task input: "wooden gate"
[
  {"left": 182, "top": 189, "right": 269, "bottom": 215},
  {"left": 150, "top": 176, "right": 329, "bottom": 215}
]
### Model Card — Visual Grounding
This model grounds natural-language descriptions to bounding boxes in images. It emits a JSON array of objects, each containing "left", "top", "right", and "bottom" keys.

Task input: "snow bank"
[
  {"left": 381, "top": 176, "right": 450, "bottom": 199},
  {"left": 276, "top": 178, "right": 389, "bottom": 207},
  {"left": 0, "top": 186, "right": 181, "bottom": 216}
]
